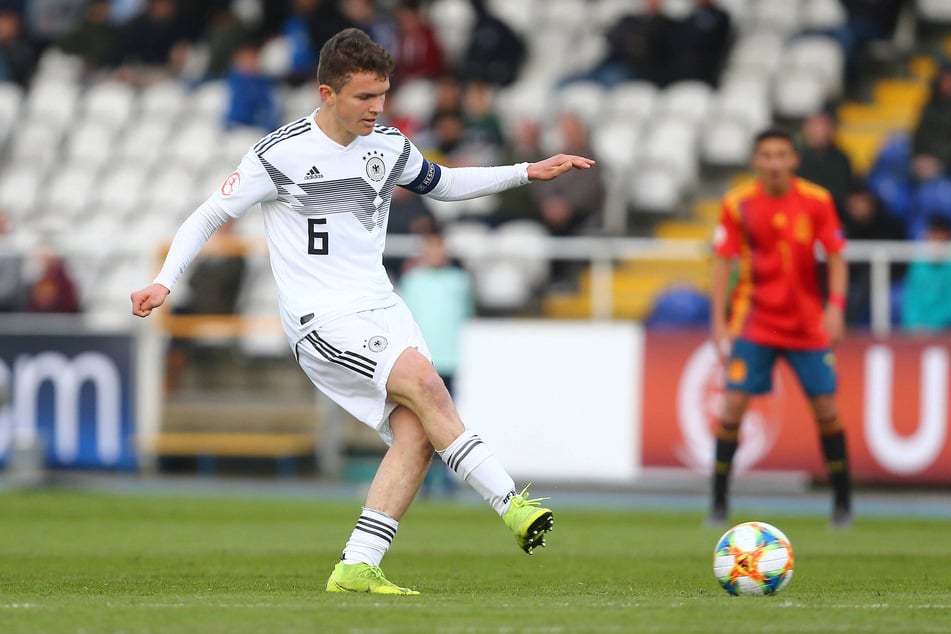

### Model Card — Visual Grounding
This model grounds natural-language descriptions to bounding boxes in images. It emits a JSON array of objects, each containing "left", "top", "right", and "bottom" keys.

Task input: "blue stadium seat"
[{"left": 646, "top": 286, "right": 711, "bottom": 329}]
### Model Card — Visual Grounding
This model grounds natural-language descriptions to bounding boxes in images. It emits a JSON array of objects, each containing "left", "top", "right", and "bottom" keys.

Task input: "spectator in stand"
[
  {"left": 461, "top": 81, "right": 506, "bottom": 167},
  {"left": 668, "top": 0, "right": 732, "bottom": 87},
  {"left": 562, "top": 0, "right": 673, "bottom": 87},
  {"left": 491, "top": 117, "right": 542, "bottom": 226},
  {"left": 398, "top": 227, "right": 474, "bottom": 398},
  {"left": 340, "top": 0, "right": 397, "bottom": 55},
  {"left": 202, "top": 5, "right": 249, "bottom": 79},
  {"left": 459, "top": 0, "right": 525, "bottom": 87},
  {"left": 392, "top": 0, "right": 446, "bottom": 84},
  {"left": 797, "top": 110, "right": 854, "bottom": 213},
  {"left": 0, "top": 9, "right": 37, "bottom": 86},
  {"left": 531, "top": 112, "right": 605, "bottom": 237},
  {"left": 281, "top": 0, "right": 321, "bottom": 84},
  {"left": 55, "top": 0, "right": 118, "bottom": 74},
  {"left": 26, "top": 248, "right": 80, "bottom": 314},
  {"left": 839, "top": 181, "right": 906, "bottom": 324},
  {"left": 912, "top": 63, "right": 951, "bottom": 180},
  {"left": 112, "top": 0, "right": 190, "bottom": 78},
  {"left": 224, "top": 39, "right": 281, "bottom": 132},
  {"left": 902, "top": 215, "right": 951, "bottom": 333},
  {"left": 397, "top": 227, "right": 473, "bottom": 497},
  {"left": 307, "top": 0, "right": 355, "bottom": 64},
  {"left": 834, "top": 0, "right": 908, "bottom": 88}
]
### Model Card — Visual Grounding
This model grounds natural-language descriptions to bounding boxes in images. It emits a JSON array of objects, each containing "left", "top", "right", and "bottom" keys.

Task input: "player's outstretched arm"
[
  {"left": 527, "top": 154, "right": 596, "bottom": 181},
  {"left": 131, "top": 283, "right": 171, "bottom": 317}
]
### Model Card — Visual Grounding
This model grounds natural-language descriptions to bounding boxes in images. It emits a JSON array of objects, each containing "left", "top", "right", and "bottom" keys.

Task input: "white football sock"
[
  {"left": 341, "top": 508, "right": 397, "bottom": 567},
  {"left": 437, "top": 430, "right": 517, "bottom": 516}
]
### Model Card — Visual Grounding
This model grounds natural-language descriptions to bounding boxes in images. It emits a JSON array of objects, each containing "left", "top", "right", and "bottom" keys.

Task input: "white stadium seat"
[
  {"left": 657, "top": 80, "right": 714, "bottom": 124},
  {"left": 555, "top": 81, "right": 607, "bottom": 125},
  {"left": 629, "top": 165, "right": 682, "bottom": 214},
  {"left": 389, "top": 79, "right": 437, "bottom": 127},
  {"left": 605, "top": 81, "right": 659, "bottom": 123},
  {"left": 491, "top": 220, "right": 552, "bottom": 286},
  {"left": 726, "top": 33, "right": 785, "bottom": 77},
  {"left": 715, "top": 78, "right": 772, "bottom": 130},
  {"left": 487, "top": 0, "right": 534, "bottom": 33},
  {"left": 139, "top": 79, "right": 188, "bottom": 122},
  {"left": 783, "top": 35, "right": 845, "bottom": 99},
  {"left": 591, "top": 120, "right": 641, "bottom": 174},
  {"left": 751, "top": 0, "right": 803, "bottom": 34},
  {"left": 427, "top": 0, "right": 475, "bottom": 63},
  {"left": 92, "top": 165, "right": 149, "bottom": 219},
  {"left": 472, "top": 259, "right": 535, "bottom": 312},
  {"left": 701, "top": 114, "right": 755, "bottom": 167},
  {"left": 115, "top": 119, "right": 174, "bottom": 169},
  {"left": 802, "top": 0, "right": 846, "bottom": 30},
  {"left": 0, "top": 165, "right": 42, "bottom": 221},
  {"left": 495, "top": 80, "right": 555, "bottom": 133},
  {"left": 773, "top": 70, "right": 827, "bottom": 118},
  {"left": 642, "top": 117, "right": 699, "bottom": 189},
  {"left": 81, "top": 80, "right": 137, "bottom": 131},
  {"left": 8, "top": 118, "right": 63, "bottom": 174},
  {"left": 918, "top": 0, "right": 951, "bottom": 22},
  {"left": 165, "top": 120, "right": 223, "bottom": 172},
  {"left": 25, "top": 79, "right": 79, "bottom": 132},
  {"left": 38, "top": 164, "right": 99, "bottom": 223},
  {"left": 188, "top": 80, "right": 229, "bottom": 123},
  {"left": 444, "top": 221, "right": 490, "bottom": 270},
  {"left": 64, "top": 122, "right": 115, "bottom": 173}
]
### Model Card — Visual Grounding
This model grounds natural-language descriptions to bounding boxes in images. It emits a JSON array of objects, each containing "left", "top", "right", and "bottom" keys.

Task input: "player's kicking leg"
[{"left": 388, "top": 348, "right": 555, "bottom": 554}]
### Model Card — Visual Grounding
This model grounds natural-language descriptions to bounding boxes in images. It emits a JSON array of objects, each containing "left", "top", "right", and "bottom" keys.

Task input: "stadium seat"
[
  {"left": 283, "top": 83, "right": 317, "bottom": 120},
  {"left": 0, "top": 164, "right": 42, "bottom": 221},
  {"left": 555, "top": 80, "right": 607, "bottom": 125},
  {"left": 258, "top": 36, "right": 292, "bottom": 78},
  {"left": 139, "top": 79, "right": 188, "bottom": 122},
  {"left": 487, "top": 0, "right": 534, "bottom": 33},
  {"left": 801, "top": 0, "right": 846, "bottom": 29},
  {"left": 593, "top": 0, "right": 633, "bottom": 30},
  {"left": 715, "top": 78, "right": 772, "bottom": 130},
  {"left": 657, "top": 81, "right": 713, "bottom": 124},
  {"left": 773, "top": 70, "right": 826, "bottom": 118},
  {"left": 427, "top": 0, "right": 475, "bottom": 63},
  {"left": 642, "top": 117, "right": 699, "bottom": 190},
  {"left": 918, "top": 0, "right": 951, "bottom": 23},
  {"left": 389, "top": 79, "right": 437, "bottom": 128},
  {"left": 32, "top": 48, "right": 83, "bottom": 83},
  {"left": 8, "top": 118, "right": 63, "bottom": 175},
  {"left": 24, "top": 79, "right": 79, "bottom": 132},
  {"left": 64, "top": 122, "right": 115, "bottom": 173},
  {"left": 591, "top": 120, "right": 641, "bottom": 174},
  {"left": 495, "top": 80, "right": 555, "bottom": 133},
  {"left": 38, "top": 164, "right": 99, "bottom": 223},
  {"left": 187, "top": 80, "right": 229, "bottom": 124},
  {"left": 218, "top": 126, "right": 265, "bottom": 165},
  {"left": 444, "top": 221, "right": 490, "bottom": 270},
  {"left": 472, "top": 259, "right": 535, "bottom": 312},
  {"left": 629, "top": 165, "right": 682, "bottom": 214},
  {"left": 751, "top": 0, "right": 803, "bottom": 34},
  {"left": 726, "top": 32, "right": 785, "bottom": 78},
  {"left": 165, "top": 120, "right": 223, "bottom": 172},
  {"left": 783, "top": 35, "right": 845, "bottom": 99},
  {"left": 91, "top": 164, "right": 148, "bottom": 218},
  {"left": 491, "top": 219, "right": 551, "bottom": 286},
  {"left": 115, "top": 118, "right": 174, "bottom": 169},
  {"left": 701, "top": 114, "right": 754, "bottom": 167},
  {"left": 646, "top": 286, "right": 711, "bottom": 329},
  {"left": 140, "top": 167, "right": 203, "bottom": 219},
  {"left": 605, "top": 81, "right": 658, "bottom": 123},
  {"left": 81, "top": 80, "right": 137, "bottom": 132}
]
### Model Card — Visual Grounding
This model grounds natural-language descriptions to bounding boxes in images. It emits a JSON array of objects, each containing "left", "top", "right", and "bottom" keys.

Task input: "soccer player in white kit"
[{"left": 131, "top": 28, "right": 596, "bottom": 595}]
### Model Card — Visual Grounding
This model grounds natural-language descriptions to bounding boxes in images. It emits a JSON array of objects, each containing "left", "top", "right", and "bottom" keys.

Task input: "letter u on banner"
[{"left": 864, "top": 345, "right": 948, "bottom": 475}]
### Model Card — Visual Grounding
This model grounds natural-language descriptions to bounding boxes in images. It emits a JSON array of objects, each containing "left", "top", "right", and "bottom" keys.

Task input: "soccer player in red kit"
[{"left": 708, "top": 128, "right": 852, "bottom": 528}]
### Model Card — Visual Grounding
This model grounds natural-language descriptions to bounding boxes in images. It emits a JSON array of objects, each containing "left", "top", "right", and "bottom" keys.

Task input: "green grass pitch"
[{"left": 0, "top": 488, "right": 949, "bottom": 633}]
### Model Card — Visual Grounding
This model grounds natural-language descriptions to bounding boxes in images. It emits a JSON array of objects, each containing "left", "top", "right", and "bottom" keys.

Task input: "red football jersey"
[{"left": 713, "top": 177, "right": 845, "bottom": 349}]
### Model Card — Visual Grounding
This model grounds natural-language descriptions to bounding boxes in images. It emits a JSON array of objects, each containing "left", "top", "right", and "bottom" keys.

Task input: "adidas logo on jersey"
[{"left": 304, "top": 165, "right": 323, "bottom": 180}]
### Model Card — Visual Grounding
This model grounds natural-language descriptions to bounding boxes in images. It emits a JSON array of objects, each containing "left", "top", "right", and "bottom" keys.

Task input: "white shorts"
[{"left": 294, "top": 298, "right": 431, "bottom": 446}]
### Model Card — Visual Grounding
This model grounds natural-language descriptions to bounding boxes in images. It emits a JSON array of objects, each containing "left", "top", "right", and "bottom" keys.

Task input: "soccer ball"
[{"left": 712, "top": 521, "right": 794, "bottom": 596}]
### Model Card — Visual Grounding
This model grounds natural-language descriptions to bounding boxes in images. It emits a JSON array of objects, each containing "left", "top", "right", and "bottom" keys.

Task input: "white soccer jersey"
[
  {"left": 154, "top": 110, "right": 529, "bottom": 344},
  {"left": 208, "top": 113, "right": 444, "bottom": 338}
]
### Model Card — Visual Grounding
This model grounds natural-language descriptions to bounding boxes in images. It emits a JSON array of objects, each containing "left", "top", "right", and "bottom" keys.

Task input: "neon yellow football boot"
[
  {"left": 325, "top": 561, "right": 420, "bottom": 595},
  {"left": 502, "top": 485, "right": 554, "bottom": 554}
]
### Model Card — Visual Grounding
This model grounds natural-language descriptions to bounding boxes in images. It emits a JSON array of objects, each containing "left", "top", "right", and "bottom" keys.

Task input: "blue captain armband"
[{"left": 403, "top": 159, "right": 442, "bottom": 194}]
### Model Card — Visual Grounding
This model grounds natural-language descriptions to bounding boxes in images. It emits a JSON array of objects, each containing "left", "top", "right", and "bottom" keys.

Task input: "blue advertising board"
[{"left": 0, "top": 333, "right": 137, "bottom": 470}]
